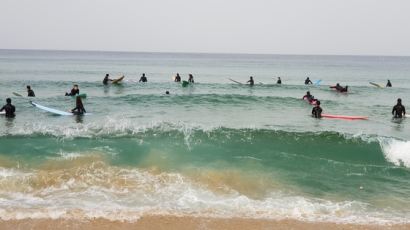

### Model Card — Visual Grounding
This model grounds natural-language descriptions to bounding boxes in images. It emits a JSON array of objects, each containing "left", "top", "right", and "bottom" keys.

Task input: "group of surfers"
[{"left": 1, "top": 75, "right": 406, "bottom": 119}]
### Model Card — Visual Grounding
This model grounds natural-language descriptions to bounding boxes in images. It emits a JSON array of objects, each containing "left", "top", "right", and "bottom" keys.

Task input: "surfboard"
[
  {"left": 70, "top": 93, "right": 87, "bottom": 98},
  {"left": 228, "top": 78, "right": 243, "bottom": 85},
  {"left": 0, "top": 111, "right": 5, "bottom": 115},
  {"left": 314, "top": 80, "right": 322, "bottom": 86},
  {"left": 303, "top": 98, "right": 317, "bottom": 105},
  {"left": 321, "top": 114, "right": 368, "bottom": 120},
  {"left": 112, "top": 76, "right": 125, "bottom": 84},
  {"left": 31, "top": 102, "right": 90, "bottom": 116},
  {"left": 369, "top": 82, "right": 383, "bottom": 88}
]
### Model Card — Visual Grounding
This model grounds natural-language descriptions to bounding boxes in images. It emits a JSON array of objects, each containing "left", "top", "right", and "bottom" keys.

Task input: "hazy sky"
[{"left": 1, "top": 0, "right": 410, "bottom": 55}]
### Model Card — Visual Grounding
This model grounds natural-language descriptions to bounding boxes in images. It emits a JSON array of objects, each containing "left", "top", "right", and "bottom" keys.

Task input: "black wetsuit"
[
  {"left": 139, "top": 76, "right": 147, "bottom": 82},
  {"left": 27, "top": 89, "right": 35, "bottom": 97},
  {"left": 72, "top": 106, "right": 86, "bottom": 115},
  {"left": 66, "top": 88, "right": 79, "bottom": 96},
  {"left": 247, "top": 79, "right": 254, "bottom": 86},
  {"left": 277, "top": 79, "right": 282, "bottom": 84},
  {"left": 175, "top": 76, "right": 181, "bottom": 82},
  {"left": 392, "top": 104, "right": 406, "bottom": 118},
  {"left": 188, "top": 77, "right": 194, "bottom": 83},
  {"left": 305, "top": 79, "right": 312, "bottom": 85},
  {"left": 1, "top": 103, "right": 16, "bottom": 118},
  {"left": 386, "top": 81, "right": 392, "bottom": 87},
  {"left": 103, "top": 76, "right": 110, "bottom": 85},
  {"left": 312, "top": 106, "right": 322, "bottom": 118}
]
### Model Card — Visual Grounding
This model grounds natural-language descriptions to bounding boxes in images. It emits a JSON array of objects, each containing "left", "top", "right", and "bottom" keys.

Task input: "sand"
[{"left": 0, "top": 216, "right": 408, "bottom": 230}]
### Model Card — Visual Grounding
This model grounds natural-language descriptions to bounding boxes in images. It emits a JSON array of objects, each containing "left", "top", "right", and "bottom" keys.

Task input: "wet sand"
[{"left": 0, "top": 216, "right": 408, "bottom": 230}]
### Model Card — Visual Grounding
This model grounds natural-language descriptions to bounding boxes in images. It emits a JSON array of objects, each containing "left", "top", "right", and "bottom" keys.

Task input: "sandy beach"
[{"left": 0, "top": 216, "right": 408, "bottom": 230}]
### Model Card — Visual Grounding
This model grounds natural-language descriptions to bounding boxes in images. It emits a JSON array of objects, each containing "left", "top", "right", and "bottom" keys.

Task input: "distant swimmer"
[
  {"left": 392, "top": 98, "right": 406, "bottom": 118},
  {"left": 311, "top": 100, "right": 322, "bottom": 118},
  {"left": 27, "top": 85, "right": 35, "bottom": 97},
  {"left": 303, "top": 91, "right": 317, "bottom": 104},
  {"left": 277, "top": 77, "right": 282, "bottom": 84},
  {"left": 165, "top": 91, "right": 170, "bottom": 95},
  {"left": 386, "top": 80, "right": 392, "bottom": 87},
  {"left": 330, "top": 83, "right": 348, "bottom": 92},
  {"left": 247, "top": 76, "right": 254, "bottom": 86},
  {"left": 103, "top": 74, "right": 113, "bottom": 85},
  {"left": 174, "top": 73, "right": 181, "bottom": 82},
  {"left": 65, "top": 84, "right": 79, "bottom": 96},
  {"left": 0, "top": 98, "right": 16, "bottom": 118},
  {"left": 139, "top": 73, "right": 148, "bottom": 83},
  {"left": 305, "top": 77, "right": 313, "bottom": 85},
  {"left": 188, "top": 74, "right": 194, "bottom": 83},
  {"left": 71, "top": 97, "right": 86, "bottom": 115}
]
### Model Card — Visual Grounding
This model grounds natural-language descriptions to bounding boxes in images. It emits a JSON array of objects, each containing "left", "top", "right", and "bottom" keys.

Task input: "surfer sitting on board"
[
  {"left": 139, "top": 73, "right": 148, "bottom": 83},
  {"left": 311, "top": 100, "right": 322, "bottom": 118},
  {"left": 71, "top": 97, "right": 86, "bottom": 115},
  {"left": 392, "top": 98, "right": 406, "bottom": 118},
  {"left": 330, "top": 83, "right": 348, "bottom": 92},
  {"left": 277, "top": 77, "right": 282, "bottom": 84},
  {"left": 174, "top": 73, "right": 181, "bottom": 82},
  {"left": 188, "top": 74, "right": 194, "bottom": 83},
  {"left": 247, "top": 76, "right": 254, "bottom": 86},
  {"left": 1, "top": 98, "right": 16, "bottom": 118},
  {"left": 304, "top": 77, "right": 313, "bottom": 85},
  {"left": 303, "top": 91, "right": 317, "bottom": 104},
  {"left": 103, "top": 74, "right": 113, "bottom": 85},
  {"left": 386, "top": 80, "right": 392, "bottom": 87},
  {"left": 65, "top": 84, "right": 79, "bottom": 96},
  {"left": 27, "top": 85, "right": 35, "bottom": 97}
]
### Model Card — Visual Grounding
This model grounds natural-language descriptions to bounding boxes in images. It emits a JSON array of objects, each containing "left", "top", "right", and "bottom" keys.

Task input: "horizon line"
[{"left": 0, "top": 48, "right": 409, "bottom": 58}]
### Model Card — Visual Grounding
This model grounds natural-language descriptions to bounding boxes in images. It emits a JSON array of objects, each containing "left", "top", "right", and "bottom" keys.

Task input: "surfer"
[
  {"left": 71, "top": 97, "right": 86, "bottom": 115},
  {"left": 65, "top": 84, "right": 80, "bottom": 96},
  {"left": 277, "top": 77, "right": 282, "bottom": 84},
  {"left": 103, "top": 74, "right": 113, "bottom": 85},
  {"left": 139, "top": 73, "right": 148, "bottom": 82},
  {"left": 386, "top": 80, "right": 392, "bottom": 87},
  {"left": 165, "top": 91, "right": 170, "bottom": 95},
  {"left": 392, "top": 98, "right": 406, "bottom": 118},
  {"left": 27, "top": 85, "right": 35, "bottom": 97},
  {"left": 303, "top": 91, "right": 316, "bottom": 104},
  {"left": 0, "top": 98, "right": 16, "bottom": 118},
  {"left": 247, "top": 76, "right": 254, "bottom": 86},
  {"left": 188, "top": 74, "right": 194, "bottom": 83},
  {"left": 304, "top": 77, "right": 313, "bottom": 85},
  {"left": 311, "top": 100, "right": 322, "bottom": 118},
  {"left": 174, "top": 73, "right": 181, "bottom": 82},
  {"left": 330, "top": 83, "right": 348, "bottom": 92}
]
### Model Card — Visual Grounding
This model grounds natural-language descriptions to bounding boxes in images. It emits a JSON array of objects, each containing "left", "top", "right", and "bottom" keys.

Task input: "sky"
[{"left": 1, "top": 0, "right": 410, "bottom": 56}]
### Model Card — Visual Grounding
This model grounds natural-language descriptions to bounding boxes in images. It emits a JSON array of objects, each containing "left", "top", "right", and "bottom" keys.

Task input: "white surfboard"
[
  {"left": 0, "top": 111, "right": 5, "bottom": 115},
  {"left": 31, "top": 102, "right": 91, "bottom": 116}
]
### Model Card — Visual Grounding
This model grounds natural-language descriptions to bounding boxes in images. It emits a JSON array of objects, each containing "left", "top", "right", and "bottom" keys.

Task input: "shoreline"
[{"left": 0, "top": 216, "right": 408, "bottom": 230}]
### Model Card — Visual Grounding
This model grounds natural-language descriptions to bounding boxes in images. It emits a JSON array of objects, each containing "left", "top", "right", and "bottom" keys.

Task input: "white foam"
[
  {"left": 0, "top": 167, "right": 408, "bottom": 224},
  {"left": 380, "top": 138, "right": 410, "bottom": 167}
]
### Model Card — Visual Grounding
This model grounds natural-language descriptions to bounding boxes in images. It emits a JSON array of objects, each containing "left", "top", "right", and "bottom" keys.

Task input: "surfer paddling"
[{"left": 330, "top": 83, "right": 348, "bottom": 92}]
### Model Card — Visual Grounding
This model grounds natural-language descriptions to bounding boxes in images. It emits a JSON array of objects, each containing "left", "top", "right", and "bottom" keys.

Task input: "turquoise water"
[{"left": 0, "top": 50, "right": 409, "bottom": 223}]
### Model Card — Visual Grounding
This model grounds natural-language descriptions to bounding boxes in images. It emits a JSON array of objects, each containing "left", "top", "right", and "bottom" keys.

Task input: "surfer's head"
[
  {"left": 105, "top": 74, "right": 109, "bottom": 77},
  {"left": 165, "top": 91, "right": 170, "bottom": 95},
  {"left": 6, "top": 98, "right": 11, "bottom": 104},
  {"left": 26, "top": 85, "right": 31, "bottom": 90},
  {"left": 316, "top": 100, "right": 320, "bottom": 106},
  {"left": 398, "top": 98, "right": 402, "bottom": 104},
  {"left": 307, "top": 91, "right": 311, "bottom": 95}
]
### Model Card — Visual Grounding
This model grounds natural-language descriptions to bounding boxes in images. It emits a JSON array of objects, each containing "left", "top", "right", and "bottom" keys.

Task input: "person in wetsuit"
[
  {"left": 305, "top": 77, "right": 313, "bottom": 85},
  {"left": 174, "top": 73, "right": 181, "bottom": 82},
  {"left": 386, "top": 80, "right": 392, "bottom": 87},
  {"left": 1, "top": 98, "right": 16, "bottom": 118},
  {"left": 27, "top": 85, "right": 35, "bottom": 97},
  {"left": 188, "top": 74, "right": 194, "bottom": 83},
  {"left": 277, "top": 77, "right": 282, "bottom": 84},
  {"left": 311, "top": 100, "right": 322, "bottom": 118},
  {"left": 303, "top": 91, "right": 316, "bottom": 103},
  {"left": 103, "top": 74, "right": 113, "bottom": 85},
  {"left": 392, "top": 98, "right": 406, "bottom": 118},
  {"left": 247, "top": 76, "right": 254, "bottom": 86},
  {"left": 71, "top": 97, "right": 86, "bottom": 115},
  {"left": 330, "top": 83, "right": 348, "bottom": 92},
  {"left": 139, "top": 73, "right": 148, "bottom": 82},
  {"left": 65, "top": 84, "right": 80, "bottom": 96}
]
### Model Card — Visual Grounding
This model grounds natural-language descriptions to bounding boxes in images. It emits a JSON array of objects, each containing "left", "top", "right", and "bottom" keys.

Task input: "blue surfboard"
[{"left": 31, "top": 102, "right": 91, "bottom": 116}]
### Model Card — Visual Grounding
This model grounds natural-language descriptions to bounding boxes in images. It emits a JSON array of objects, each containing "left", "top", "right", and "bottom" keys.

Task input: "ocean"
[{"left": 0, "top": 49, "right": 409, "bottom": 225}]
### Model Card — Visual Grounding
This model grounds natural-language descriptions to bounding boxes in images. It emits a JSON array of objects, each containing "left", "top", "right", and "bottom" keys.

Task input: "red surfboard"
[{"left": 321, "top": 114, "right": 368, "bottom": 120}]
